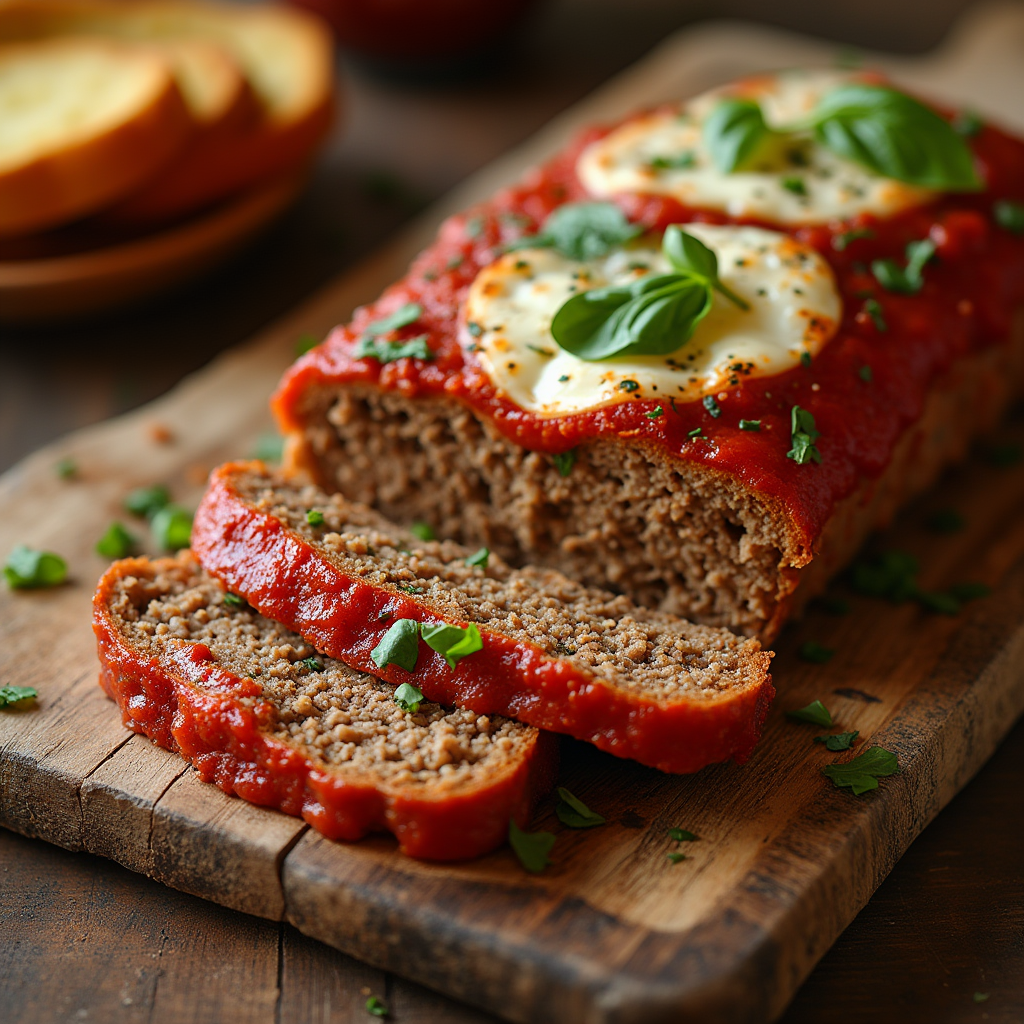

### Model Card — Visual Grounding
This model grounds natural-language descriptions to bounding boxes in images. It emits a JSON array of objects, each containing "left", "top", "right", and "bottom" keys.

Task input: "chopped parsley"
[
  {"left": 370, "top": 618, "right": 420, "bottom": 672},
  {"left": 354, "top": 335, "right": 431, "bottom": 364},
  {"left": 466, "top": 321, "right": 483, "bottom": 338},
  {"left": 862, "top": 297, "right": 887, "bottom": 332},
  {"left": 688, "top": 427, "right": 703, "bottom": 438},
  {"left": 645, "top": 405, "right": 664, "bottom": 419},
  {"left": 222, "top": 593, "right": 246, "bottom": 608},
  {"left": 786, "top": 700, "right": 834, "bottom": 727},
  {"left": 446, "top": 254, "right": 464, "bottom": 271},
  {"left": 465, "top": 547, "right": 490, "bottom": 569},
  {"left": 800, "top": 351, "right": 812, "bottom": 367},
  {"left": 668, "top": 828, "right": 698, "bottom": 842},
  {"left": 973, "top": 993, "right": 991, "bottom": 1004},
  {"left": 409, "top": 521, "right": 435, "bottom": 541},
  {"left": 421, "top": 622, "right": 483, "bottom": 670},
  {"left": 994, "top": 199, "right": 1024, "bottom": 235},
  {"left": 393, "top": 682, "right": 424, "bottom": 713},
  {"left": 551, "top": 449, "right": 577, "bottom": 477},
  {"left": 832, "top": 227, "right": 875, "bottom": 251},
  {"left": 871, "top": 238, "right": 936, "bottom": 294},
  {"left": 822, "top": 746, "right": 898, "bottom": 795},
  {"left": 667, "top": 852, "right": 689, "bottom": 864},
  {"left": 739, "top": 419, "right": 761, "bottom": 431},
  {"left": 649, "top": 151, "right": 696, "bottom": 170},
  {"left": 858, "top": 364, "right": 873, "bottom": 382},
  {"left": 926, "top": 508, "right": 964, "bottom": 533},
  {"left": 555, "top": 787, "right": 606, "bottom": 829},
  {"left": 799, "top": 640, "right": 835, "bottom": 664},
  {"left": 396, "top": 583, "right": 422, "bottom": 594},
  {"left": 151, "top": 506, "right": 193, "bottom": 551},
  {"left": 508, "top": 818, "right": 555, "bottom": 873},
  {"left": 815, "top": 730, "right": 859, "bottom": 751},
  {"left": 0, "top": 685, "right": 37, "bottom": 708},
  {"left": 465, "top": 216, "right": 485, "bottom": 238},
  {"left": 4, "top": 545, "right": 68, "bottom": 589},
  {"left": 781, "top": 176, "right": 808, "bottom": 196},
  {"left": 364, "top": 302, "right": 422, "bottom": 337},
  {"left": 96, "top": 522, "right": 136, "bottom": 559},
  {"left": 306, "top": 509, "right": 325, "bottom": 526},
  {"left": 703, "top": 395, "right": 721, "bottom": 418},
  {"left": 848, "top": 549, "right": 987, "bottom": 615},
  {"left": 294, "top": 333, "right": 318, "bottom": 357},
  {"left": 787, "top": 405, "right": 822, "bottom": 465},
  {"left": 55, "top": 457, "right": 77, "bottom": 480},
  {"left": 123, "top": 484, "right": 170, "bottom": 519},
  {"left": 619, "top": 379, "right": 640, "bottom": 392},
  {"left": 365, "top": 995, "right": 389, "bottom": 1017},
  {"left": 301, "top": 656, "right": 324, "bottom": 672}
]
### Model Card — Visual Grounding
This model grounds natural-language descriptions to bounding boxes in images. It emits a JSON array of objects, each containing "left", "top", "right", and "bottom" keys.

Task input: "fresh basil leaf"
[
  {"left": 703, "top": 97, "right": 774, "bottom": 173},
  {"left": 364, "top": 302, "right": 423, "bottom": 337},
  {"left": 822, "top": 745, "right": 898, "bottom": 795},
  {"left": 0, "top": 685, "right": 37, "bottom": 708},
  {"left": 96, "top": 522, "right": 136, "bottom": 560},
  {"left": 393, "top": 682, "right": 424, "bottom": 713},
  {"left": 538, "top": 202, "right": 642, "bottom": 261},
  {"left": 508, "top": 819, "right": 555, "bottom": 873},
  {"left": 815, "top": 730, "right": 859, "bottom": 751},
  {"left": 787, "top": 700, "right": 833, "bottom": 727},
  {"left": 354, "top": 335, "right": 432, "bottom": 364},
  {"left": 421, "top": 622, "right": 483, "bottom": 670},
  {"left": 663, "top": 225, "right": 749, "bottom": 309},
  {"left": 555, "top": 787, "right": 606, "bottom": 829},
  {"left": 151, "top": 506, "right": 193, "bottom": 552},
  {"left": 371, "top": 618, "right": 420, "bottom": 672},
  {"left": 4, "top": 545, "right": 68, "bottom": 590},
  {"left": 787, "top": 405, "right": 822, "bottom": 465},
  {"left": 811, "top": 84, "right": 980, "bottom": 190}
]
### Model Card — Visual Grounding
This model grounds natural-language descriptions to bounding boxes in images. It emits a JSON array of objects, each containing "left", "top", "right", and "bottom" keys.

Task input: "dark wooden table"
[{"left": 2, "top": 2, "right": 1022, "bottom": 1021}]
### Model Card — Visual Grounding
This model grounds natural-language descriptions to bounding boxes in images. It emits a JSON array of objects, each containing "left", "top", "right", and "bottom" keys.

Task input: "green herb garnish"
[
  {"left": 301, "top": 657, "right": 323, "bottom": 672},
  {"left": 650, "top": 151, "right": 696, "bottom": 170},
  {"left": 787, "top": 700, "right": 833, "bottom": 727},
  {"left": 507, "top": 201, "right": 641, "bottom": 261},
  {"left": 787, "top": 405, "right": 822, "bottom": 465},
  {"left": 151, "top": 506, "right": 192, "bottom": 551},
  {"left": 4, "top": 545, "right": 67, "bottom": 589},
  {"left": 508, "top": 819, "right": 556, "bottom": 873},
  {"left": 466, "top": 321, "right": 483, "bottom": 338},
  {"left": 370, "top": 618, "right": 420, "bottom": 672},
  {"left": 549, "top": 226, "right": 747, "bottom": 362},
  {"left": 668, "top": 828, "right": 698, "bottom": 842},
  {"left": 55, "top": 457, "right": 77, "bottom": 480},
  {"left": 739, "top": 419, "right": 761, "bottom": 431},
  {"left": 96, "top": 522, "right": 136, "bottom": 559},
  {"left": 124, "top": 485, "right": 170, "bottom": 519},
  {"left": 973, "top": 993, "right": 991, "bottom": 1004},
  {"left": 850, "top": 549, "right": 920, "bottom": 601},
  {"left": 465, "top": 216, "right": 485, "bottom": 238},
  {"left": 703, "top": 394, "right": 722, "bottom": 418},
  {"left": 871, "top": 238, "right": 936, "bottom": 294},
  {"left": 666, "top": 852, "right": 689, "bottom": 864},
  {"left": 409, "top": 521, "right": 435, "bottom": 541},
  {"left": 645, "top": 405, "right": 664, "bottom": 419},
  {"left": 815, "top": 730, "right": 859, "bottom": 751},
  {"left": 703, "top": 98, "right": 776, "bottom": 172},
  {"left": 306, "top": 509, "right": 325, "bottom": 526},
  {"left": 421, "top": 622, "right": 483, "bottom": 670},
  {"left": 554, "top": 787, "right": 606, "bottom": 829},
  {"left": 364, "top": 302, "right": 422, "bottom": 337},
  {"left": 0, "top": 685, "right": 37, "bottom": 708},
  {"left": 800, "top": 351, "right": 813, "bottom": 367},
  {"left": 365, "top": 995, "right": 389, "bottom": 1017},
  {"left": 822, "top": 745, "right": 898, "bottom": 795},
  {"left": 688, "top": 427, "right": 703, "bottom": 438},
  {"left": 465, "top": 547, "right": 490, "bottom": 569},
  {"left": 994, "top": 200, "right": 1024, "bottom": 235},
  {"left": 222, "top": 592, "right": 246, "bottom": 608},
  {"left": 354, "top": 335, "right": 431, "bottom": 364},
  {"left": 858, "top": 364, "right": 873, "bottom": 382},
  {"left": 393, "top": 682, "right": 424, "bottom": 713},
  {"left": 799, "top": 640, "right": 835, "bottom": 664},
  {"left": 862, "top": 297, "right": 887, "bottom": 332},
  {"left": 782, "top": 176, "right": 807, "bottom": 196},
  {"left": 832, "top": 228, "right": 875, "bottom": 251},
  {"left": 552, "top": 450, "right": 577, "bottom": 477}
]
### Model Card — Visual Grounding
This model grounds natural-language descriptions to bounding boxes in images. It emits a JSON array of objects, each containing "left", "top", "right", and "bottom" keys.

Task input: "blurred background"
[{"left": 0, "top": 0, "right": 987, "bottom": 473}]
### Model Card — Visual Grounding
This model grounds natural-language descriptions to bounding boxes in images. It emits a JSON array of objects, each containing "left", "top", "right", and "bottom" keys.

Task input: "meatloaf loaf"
[
  {"left": 190, "top": 461, "right": 774, "bottom": 775},
  {"left": 93, "top": 552, "right": 557, "bottom": 860},
  {"left": 273, "top": 70, "right": 1024, "bottom": 641}
]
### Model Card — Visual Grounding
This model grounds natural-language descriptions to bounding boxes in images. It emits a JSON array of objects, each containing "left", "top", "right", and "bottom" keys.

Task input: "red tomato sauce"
[{"left": 275, "top": 113, "right": 1024, "bottom": 552}]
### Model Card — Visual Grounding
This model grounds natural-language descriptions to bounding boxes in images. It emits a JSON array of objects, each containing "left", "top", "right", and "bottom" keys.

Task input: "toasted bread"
[{"left": 0, "top": 36, "right": 192, "bottom": 236}]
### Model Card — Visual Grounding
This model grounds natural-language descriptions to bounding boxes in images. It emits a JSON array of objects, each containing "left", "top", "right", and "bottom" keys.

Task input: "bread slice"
[
  {"left": 93, "top": 552, "right": 557, "bottom": 861},
  {"left": 0, "top": 0, "right": 333, "bottom": 224},
  {"left": 191, "top": 461, "right": 775, "bottom": 775},
  {"left": 0, "top": 36, "right": 192, "bottom": 236}
]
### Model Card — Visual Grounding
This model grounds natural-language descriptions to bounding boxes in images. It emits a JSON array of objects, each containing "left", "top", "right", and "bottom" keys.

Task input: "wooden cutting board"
[{"left": 2, "top": 6, "right": 1023, "bottom": 1022}]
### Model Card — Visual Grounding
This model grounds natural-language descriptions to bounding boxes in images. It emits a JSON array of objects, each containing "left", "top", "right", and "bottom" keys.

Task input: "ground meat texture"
[{"left": 93, "top": 553, "right": 557, "bottom": 861}]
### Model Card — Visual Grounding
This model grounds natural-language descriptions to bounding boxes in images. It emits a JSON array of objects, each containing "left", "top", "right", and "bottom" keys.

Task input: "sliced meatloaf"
[
  {"left": 93, "top": 552, "right": 558, "bottom": 861},
  {"left": 191, "top": 461, "right": 775, "bottom": 775}
]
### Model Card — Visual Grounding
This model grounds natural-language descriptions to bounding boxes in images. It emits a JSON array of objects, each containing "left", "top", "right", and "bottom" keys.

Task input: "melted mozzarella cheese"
[
  {"left": 577, "top": 69, "right": 933, "bottom": 225},
  {"left": 462, "top": 224, "right": 841, "bottom": 416}
]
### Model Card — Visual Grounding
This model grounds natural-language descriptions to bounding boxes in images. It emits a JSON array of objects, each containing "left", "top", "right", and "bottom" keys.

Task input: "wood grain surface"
[{"left": 2, "top": 6, "right": 1024, "bottom": 1023}]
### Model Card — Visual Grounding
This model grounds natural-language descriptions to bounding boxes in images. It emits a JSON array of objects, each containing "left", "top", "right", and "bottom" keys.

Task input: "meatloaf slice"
[
  {"left": 191, "top": 461, "right": 775, "bottom": 775},
  {"left": 93, "top": 552, "right": 557, "bottom": 861}
]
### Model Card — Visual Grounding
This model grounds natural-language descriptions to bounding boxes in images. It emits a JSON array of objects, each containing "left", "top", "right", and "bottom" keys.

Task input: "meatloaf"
[
  {"left": 273, "top": 70, "right": 1024, "bottom": 641},
  {"left": 190, "top": 461, "right": 774, "bottom": 774},
  {"left": 93, "top": 552, "right": 557, "bottom": 860}
]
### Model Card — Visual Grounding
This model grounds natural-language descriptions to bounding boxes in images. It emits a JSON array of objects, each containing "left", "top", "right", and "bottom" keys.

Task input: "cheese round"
[
  {"left": 462, "top": 223, "right": 841, "bottom": 416},
  {"left": 577, "top": 69, "right": 934, "bottom": 226}
]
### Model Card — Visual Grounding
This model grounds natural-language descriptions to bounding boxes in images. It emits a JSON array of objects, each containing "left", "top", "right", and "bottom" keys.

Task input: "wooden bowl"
[{"left": 0, "top": 174, "right": 303, "bottom": 324}]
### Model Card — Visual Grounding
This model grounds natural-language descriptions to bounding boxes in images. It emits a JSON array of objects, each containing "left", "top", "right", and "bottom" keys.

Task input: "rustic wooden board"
[{"left": 2, "top": 6, "right": 1024, "bottom": 1022}]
